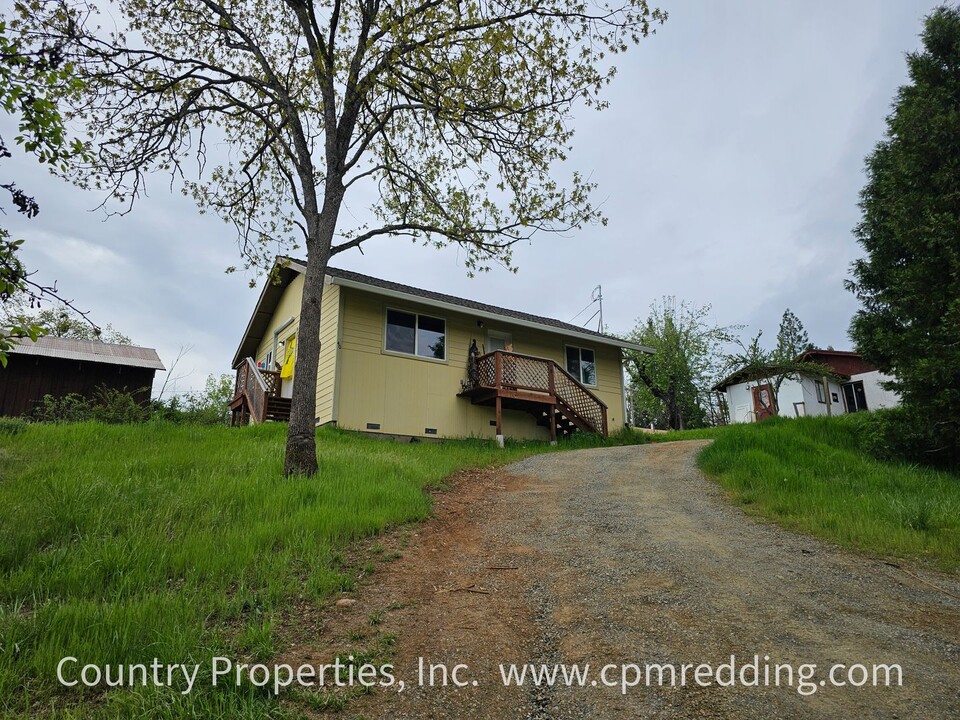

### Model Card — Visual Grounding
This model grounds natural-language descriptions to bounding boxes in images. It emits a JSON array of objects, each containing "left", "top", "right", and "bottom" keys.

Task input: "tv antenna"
[{"left": 569, "top": 285, "right": 604, "bottom": 333}]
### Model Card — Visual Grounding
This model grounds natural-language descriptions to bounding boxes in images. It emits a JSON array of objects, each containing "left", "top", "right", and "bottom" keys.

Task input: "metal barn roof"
[{"left": 11, "top": 336, "right": 165, "bottom": 370}]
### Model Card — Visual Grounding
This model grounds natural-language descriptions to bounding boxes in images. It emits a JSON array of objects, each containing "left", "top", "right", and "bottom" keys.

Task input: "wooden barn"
[{"left": 0, "top": 337, "right": 165, "bottom": 418}]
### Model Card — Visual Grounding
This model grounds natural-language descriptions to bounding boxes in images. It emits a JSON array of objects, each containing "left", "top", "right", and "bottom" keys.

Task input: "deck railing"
[
  {"left": 468, "top": 350, "right": 608, "bottom": 435},
  {"left": 233, "top": 358, "right": 281, "bottom": 424}
]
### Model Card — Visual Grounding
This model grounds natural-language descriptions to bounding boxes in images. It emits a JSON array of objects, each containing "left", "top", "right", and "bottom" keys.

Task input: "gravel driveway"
[{"left": 329, "top": 441, "right": 960, "bottom": 719}]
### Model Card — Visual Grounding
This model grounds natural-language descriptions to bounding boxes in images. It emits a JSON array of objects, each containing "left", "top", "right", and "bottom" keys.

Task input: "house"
[
  {"left": 714, "top": 349, "right": 899, "bottom": 424},
  {"left": 230, "top": 258, "right": 651, "bottom": 441},
  {"left": 0, "top": 336, "right": 165, "bottom": 417}
]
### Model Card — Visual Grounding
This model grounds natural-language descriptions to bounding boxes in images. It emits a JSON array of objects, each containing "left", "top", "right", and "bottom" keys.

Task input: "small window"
[
  {"left": 565, "top": 345, "right": 597, "bottom": 386},
  {"left": 486, "top": 330, "right": 513, "bottom": 353},
  {"left": 386, "top": 310, "right": 416, "bottom": 355},
  {"left": 816, "top": 381, "right": 826, "bottom": 404},
  {"left": 386, "top": 310, "right": 446, "bottom": 360}
]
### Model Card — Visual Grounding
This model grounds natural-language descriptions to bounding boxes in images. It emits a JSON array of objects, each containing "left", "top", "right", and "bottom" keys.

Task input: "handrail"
[
  {"left": 474, "top": 350, "right": 608, "bottom": 408},
  {"left": 233, "top": 357, "right": 275, "bottom": 424},
  {"left": 245, "top": 357, "right": 269, "bottom": 393},
  {"left": 468, "top": 350, "right": 608, "bottom": 435}
]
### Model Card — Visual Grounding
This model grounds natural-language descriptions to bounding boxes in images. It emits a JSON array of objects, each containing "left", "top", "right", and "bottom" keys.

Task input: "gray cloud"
[{"left": 2, "top": 0, "right": 932, "bottom": 392}]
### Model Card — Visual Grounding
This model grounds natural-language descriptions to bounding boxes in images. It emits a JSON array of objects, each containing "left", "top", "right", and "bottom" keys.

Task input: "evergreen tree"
[
  {"left": 775, "top": 308, "right": 811, "bottom": 362},
  {"left": 847, "top": 5, "right": 960, "bottom": 467}
]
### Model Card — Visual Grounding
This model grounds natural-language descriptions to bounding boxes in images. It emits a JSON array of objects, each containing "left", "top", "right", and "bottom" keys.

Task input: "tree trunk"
[
  {"left": 283, "top": 186, "right": 343, "bottom": 477},
  {"left": 665, "top": 394, "right": 681, "bottom": 431}
]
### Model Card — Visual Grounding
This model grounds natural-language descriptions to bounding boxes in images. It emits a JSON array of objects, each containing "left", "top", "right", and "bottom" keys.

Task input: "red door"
[{"left": 752, "top": 384, "right": 776, "bottom": 421}]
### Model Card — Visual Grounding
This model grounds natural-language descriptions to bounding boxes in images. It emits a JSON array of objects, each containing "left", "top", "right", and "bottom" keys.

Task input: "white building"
[{"left": 715, "top": 350, "right": 899, "bottom": 424}]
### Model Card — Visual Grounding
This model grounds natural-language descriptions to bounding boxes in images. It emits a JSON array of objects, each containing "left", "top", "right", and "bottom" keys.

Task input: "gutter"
[{"left": 328, "top": 273, "right": 653, "bottom": 353}]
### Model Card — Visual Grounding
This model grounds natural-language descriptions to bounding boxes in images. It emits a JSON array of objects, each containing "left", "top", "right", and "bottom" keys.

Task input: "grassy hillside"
[
  {"left": 0, "top": 423, "right": 633, "bottom": 719},
  {"left": 689, "top": 416, "right": 960, "bottom": 570}
]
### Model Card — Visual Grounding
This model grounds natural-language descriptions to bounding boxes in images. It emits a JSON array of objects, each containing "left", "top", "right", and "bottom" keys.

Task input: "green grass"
[
  {"left": 13, "top": 415, "right": 954, "bottom": 717},
  {"left": 0, "top": 422, "right": 644, "bottom": 718},
  {"left": 681, "top": 416, "right": 960, "bottom": 570}
]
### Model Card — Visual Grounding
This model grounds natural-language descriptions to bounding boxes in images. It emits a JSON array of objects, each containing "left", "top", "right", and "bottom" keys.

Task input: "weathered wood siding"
[{"left": 0, "top": 356, "right": 156, "bottom": 417}]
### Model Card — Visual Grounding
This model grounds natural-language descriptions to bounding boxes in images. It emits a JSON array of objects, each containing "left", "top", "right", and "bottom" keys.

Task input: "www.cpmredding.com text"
[{"left": 57, "top": 654, "right": 903, "bottom": 697}]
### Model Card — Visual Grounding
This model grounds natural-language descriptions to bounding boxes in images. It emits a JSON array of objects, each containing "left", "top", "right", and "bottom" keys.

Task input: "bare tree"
[{"left": 16, "top": 0, "right": 665, "bottom": 474}]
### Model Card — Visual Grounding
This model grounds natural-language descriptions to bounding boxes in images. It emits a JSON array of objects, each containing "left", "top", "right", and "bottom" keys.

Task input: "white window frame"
[
  {"left": 383, "top": 307, "right": 448, "bottom": 363},
  {"left": 486, "top": 329, "right": 513, "bottom": 353},
  {"left": 564, "top": 344, "right": 598, "bottom": 387},
  {"left": 816, "top": 379, "right": 826, "bottom": 404}
]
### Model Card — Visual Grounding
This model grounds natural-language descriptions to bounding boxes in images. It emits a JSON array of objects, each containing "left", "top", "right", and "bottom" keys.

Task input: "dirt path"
[{"left": 311, "top": 441, "right": 960, "bottom": 719}]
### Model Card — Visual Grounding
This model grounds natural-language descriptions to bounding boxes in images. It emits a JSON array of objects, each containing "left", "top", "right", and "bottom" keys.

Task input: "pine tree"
[
  {"left": 775, "top": 308, "right": 811, "bottom": 363},
  {"left": 847, "top": 5, "right": 960, "bottom": 467}
]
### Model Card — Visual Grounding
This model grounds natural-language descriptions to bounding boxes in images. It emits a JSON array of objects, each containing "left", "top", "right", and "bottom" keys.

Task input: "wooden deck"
[
  {"left": 230, "top": 358, "right": 290, "bottom": 425},
  {"left": 459, "top": 350, "right": 608, "bottom": 440}
]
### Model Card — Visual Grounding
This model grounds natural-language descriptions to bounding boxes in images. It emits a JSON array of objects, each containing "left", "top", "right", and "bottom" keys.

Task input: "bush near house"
[{"left": 26, "top": 373, "right": 236, "bottom": 426}]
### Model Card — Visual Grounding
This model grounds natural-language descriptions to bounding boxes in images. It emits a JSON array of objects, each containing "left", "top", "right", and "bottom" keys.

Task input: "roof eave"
[
  {"left": 11, "top": 345, "right": 165, "bottom": 371},
  {"left": 230, "top": 259, "right": 307, "bottom": 368},
  {"left": 328, "top": 274, "right": 652, "bottom": 353}
]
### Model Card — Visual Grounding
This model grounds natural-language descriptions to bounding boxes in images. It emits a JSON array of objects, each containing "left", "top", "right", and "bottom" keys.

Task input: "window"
[
  {"left": 843, "top": 381, "right": 869, "bottom": 412},
  {"left": 565, "top": 345, "right": 597, "bottom": 386},
  {"left": 486, "top": 330, "right": 512, "bottom": 353},
  {"left": 816, "top": 380, "right": 826, "bottom": 404},
  {"left": 385, "top": 309, "right": 446, "bottom": 360}
]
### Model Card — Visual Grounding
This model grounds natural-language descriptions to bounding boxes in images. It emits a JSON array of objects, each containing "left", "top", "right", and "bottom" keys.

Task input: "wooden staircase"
[
  {"left": 230, "top": 358, "right": 290, "bottom": 425},
  {"left": 459, "top": 350, "right": 608, "bottom": 441},
  {"left": 265, "top": 396, "right": 292, "bottom": 422}
]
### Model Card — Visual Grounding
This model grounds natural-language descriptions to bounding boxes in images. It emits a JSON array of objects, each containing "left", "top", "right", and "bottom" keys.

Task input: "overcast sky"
[{"left": 2, "top": 1, "right": 934, "bottom": 393}]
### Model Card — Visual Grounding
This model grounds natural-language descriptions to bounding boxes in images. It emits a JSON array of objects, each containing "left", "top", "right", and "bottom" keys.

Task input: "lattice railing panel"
[
  {"left": 234, "top": 365, "right": 245, "bottom": 399},
  {"left": 472, "top": 354, "right": 496, "bottom": 387},
  {"left": 262, "top": 370, "right": 281, "bottom": 397},
  {"left": 464, "top": 350, "right": 608, "bottom": 435},
  {"left": 553, "top": 371, "right": 605, "bottom": 433},
  {"left": 500, "top": 353, "right": 551, "bottom": 391}
]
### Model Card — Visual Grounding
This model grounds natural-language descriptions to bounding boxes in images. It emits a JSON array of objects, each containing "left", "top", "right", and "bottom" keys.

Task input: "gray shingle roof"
[
  {"left": 12, "top": 336, "right": 165, "bottom": 370},
  {"left": 323, "top": 263, "right": 634, "bottom": 345},
  {"left": 233, "top": 258, "right": 651, "bottom": 367}
]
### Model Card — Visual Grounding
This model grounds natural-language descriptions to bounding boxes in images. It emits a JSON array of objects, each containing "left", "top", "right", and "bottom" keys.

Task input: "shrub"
[
  {"left": 32, "top": 392, "right": 94, "bottom": 423},
  {"left": 0, "top": 417, "right": 27, "bottom": 435},
  {"left": 150, "top": 373, "right": 234, "bottom": 425},
  {"left": 32, "top": 386, "right": 148, "bottom": 424},
  {"left": 91, "top": 385, "right": 149, "bottom": 424},
  {"left": 856, "top": 406, "right": 960, "bottom": 470}
]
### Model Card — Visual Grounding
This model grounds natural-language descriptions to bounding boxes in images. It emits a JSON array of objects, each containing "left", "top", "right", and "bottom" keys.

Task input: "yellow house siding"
[
  {"left": 254, "top": 274, "right": 304, "bottom": 369},
  {"left": 250, "top": 275, "right": 341, "bottom": 426},
  {"left": 315, "top": 281, "right": 340, "bottom": 425},
  {"left": 333, "top": 286, "right": 628, "bottom": 439}
]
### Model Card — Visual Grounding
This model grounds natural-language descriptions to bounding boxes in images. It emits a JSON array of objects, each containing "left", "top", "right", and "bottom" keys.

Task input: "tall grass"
[
  {"left": 693, "top": 416, "right": 960, "bottom": 570},
  {"left": 0, "top": 423, "right": 632, "bottom": 718}
]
